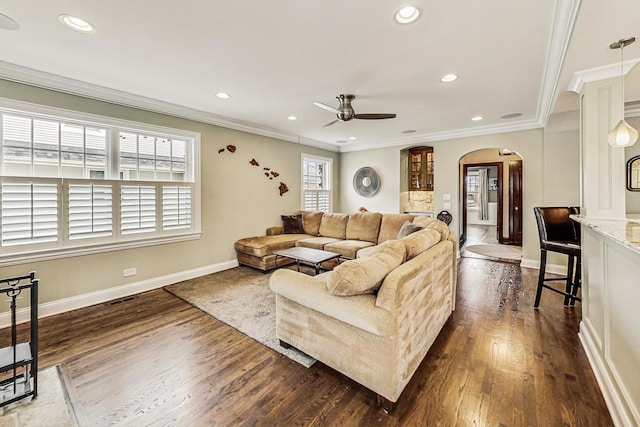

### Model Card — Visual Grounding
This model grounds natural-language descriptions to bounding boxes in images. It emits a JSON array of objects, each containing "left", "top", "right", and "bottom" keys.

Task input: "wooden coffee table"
[{"left": 273, "top": 247, "right": 341, "bottom": 275}]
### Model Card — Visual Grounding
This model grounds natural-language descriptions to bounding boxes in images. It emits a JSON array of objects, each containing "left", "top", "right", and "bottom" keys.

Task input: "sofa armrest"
[
  {"left": 269, "top": 269, "right": 394, "bottom": 338},
  {"left": 267, "top": 225, "right": 283, "bottom": 235}
]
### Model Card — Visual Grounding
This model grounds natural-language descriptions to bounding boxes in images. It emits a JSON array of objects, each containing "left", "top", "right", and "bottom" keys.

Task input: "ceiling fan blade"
[
  {"left": 313, "top": 102, "right": 339, "bottom": 114},
  {"left": 353, "top": 113, "right": 397, "bottom": 120},
  {"left": 323, "top": 119, "right": 339, "bottom": 127}
]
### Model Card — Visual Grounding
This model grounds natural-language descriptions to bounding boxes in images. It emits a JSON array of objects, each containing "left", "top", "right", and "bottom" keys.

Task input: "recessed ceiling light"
[
  {"left": 215, "top": 92, "right": 231, "bottom": 99},
  {"left": 287, "top": 115, "right": 298, "bottom": 121},
  {"left": 58, "top": 14, "right": 96, "bottom": 33},
  {"left": 440, "top": 74, "right": 458, "bottom": 83},
  {"left": 349, "top": 136, "right": 357, "bottom": 140},
  {"left": 0, "top": 13, "right": 20, "bottom": 31},
  {"left": 394, "top": 6, "right": 421, "bottom": 24},
  {"left": 471, "top": 116, "right": 484, "bottom": 121},
  {"left": 501, "top": 112, "right": 523, "bottom": 119},
  {"left": 402, "top": 129, "right": 416, "bottom": 134}
]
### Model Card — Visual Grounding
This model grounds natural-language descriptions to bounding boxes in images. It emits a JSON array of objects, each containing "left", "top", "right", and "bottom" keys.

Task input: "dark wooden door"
[{"left": 508, "top": 160, "right": 523, "bottom": 245}]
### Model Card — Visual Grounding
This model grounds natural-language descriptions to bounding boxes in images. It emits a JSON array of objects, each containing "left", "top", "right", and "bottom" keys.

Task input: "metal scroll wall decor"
[
  {"left": 218, "top": 145, "right": 289, "bottom": 196},
  {"left": 353, "top": 167, "right": 381, "bottom": 197}
]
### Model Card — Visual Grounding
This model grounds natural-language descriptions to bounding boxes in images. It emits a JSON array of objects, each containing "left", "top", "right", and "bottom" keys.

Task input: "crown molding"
[
  {"left": 626, "top": 100, "right": 640, "bottom": 118},
  {"left": 0, "top": 61, "right": 338, "bottom": 152},
  {"left": 536, "top": 0, "right": 582, "bottom": 127},
  {"left": 568, "top": 58, "right": 640, "bottom": 93},
  {"left": 338, "top": 119, "right": 543, "bottom": 152}
]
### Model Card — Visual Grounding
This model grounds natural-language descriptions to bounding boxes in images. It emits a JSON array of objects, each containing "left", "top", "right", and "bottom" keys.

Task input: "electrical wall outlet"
[
  {"left": 123, "top": 268, "right": 137, "bottom": 277},
  {"left": 443, "top": 202, "right": 451, "bottom": 209}
]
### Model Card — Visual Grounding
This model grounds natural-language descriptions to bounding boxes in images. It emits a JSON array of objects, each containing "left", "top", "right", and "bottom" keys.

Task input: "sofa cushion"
[
  {"left": 295, "top": 236, "right": 342, "bottom": 250},
  {"left": 345, "top": 212, "right": 383, "bottom": 243},
  {"left": 296, "top": 211, "right": 324, "bottom": 236},
  {"left": 324, "top": 240, "right": 375, "bottom": 259},
  {"left": 401, "top": 228, "right": 442, "bottom": 260},
  {"left": 377, "top": 214, "right": 415, "bottom": 243},
  {"left": 318, "top": 213, "right": 349, "bottom": 239},
  {"left": 397, "top": 220, "right": 423, "bottom": 239},
  {"left": 235, "top": 234, "right": 310, "bottom": 257},
  {"left": 326, "top": 240, "right": 405, "bottom": 296},
  {"left": 281, "top": 214, "right": 305, "bottom": 234},
  {"left": 412, "top": 217, "right": 450, "bottom": 241},
  {"left": 268, "top": 269, "right": 394, "bottom": 337}
]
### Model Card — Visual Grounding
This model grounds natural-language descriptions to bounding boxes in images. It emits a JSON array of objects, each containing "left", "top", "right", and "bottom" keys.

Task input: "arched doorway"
[{"left": 459, "top": 148, "right": 523, "bottom": 262}]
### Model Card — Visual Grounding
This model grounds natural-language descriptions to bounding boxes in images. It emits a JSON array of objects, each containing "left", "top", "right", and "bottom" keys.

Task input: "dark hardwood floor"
[{"left": 1, "top": 257, "right": 612, "bottom": 426}]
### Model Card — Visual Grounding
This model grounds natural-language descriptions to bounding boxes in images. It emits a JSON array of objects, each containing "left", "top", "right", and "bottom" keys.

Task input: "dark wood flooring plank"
[{"left": 0, "top": 258, "right": 614, "bottom": 426}]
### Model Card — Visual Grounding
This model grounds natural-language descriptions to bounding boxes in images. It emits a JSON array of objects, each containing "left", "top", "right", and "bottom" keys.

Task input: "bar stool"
[{"left": 533, "top": 207, "right": 581, "bottom": 308}]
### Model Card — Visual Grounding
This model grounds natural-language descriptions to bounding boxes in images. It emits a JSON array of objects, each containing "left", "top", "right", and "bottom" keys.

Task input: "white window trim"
[
  {"left": 0, "top": 97, "right": 201, "bottom": 267},
  {"left": 301, "top": 153, "right": 333, "bottom": 212}
]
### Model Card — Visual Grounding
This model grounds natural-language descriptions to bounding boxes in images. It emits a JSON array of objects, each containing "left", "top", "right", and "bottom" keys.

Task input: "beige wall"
[
  {"left": 340, "top": 128, "right": 581, "bottom": 264},
  {"left": 0, "top": 78, "right": 588, "bottom": 313},
  {"left": 543, "top": 111, "right": 581, "bottom": 206},
  {"left": 0, "top": 80, "right": 340, "bottom": 310}
]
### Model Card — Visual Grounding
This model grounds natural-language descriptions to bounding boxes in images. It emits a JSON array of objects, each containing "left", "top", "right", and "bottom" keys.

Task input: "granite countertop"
[{"left": 571, "top": 214, "right": 640, "bottom": 256}]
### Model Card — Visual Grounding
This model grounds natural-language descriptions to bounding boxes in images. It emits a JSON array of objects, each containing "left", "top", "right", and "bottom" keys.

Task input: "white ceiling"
[{"left": 0, "top": 0, "right": 638, "bottom": 152}]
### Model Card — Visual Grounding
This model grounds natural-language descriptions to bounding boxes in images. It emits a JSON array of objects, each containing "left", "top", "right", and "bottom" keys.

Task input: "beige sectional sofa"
[
  {"left": 234, "top": 210, "right": 450, "bottom": 271},
  {"left": 268, "top": 218, "right": 457, "bottom": 412}
]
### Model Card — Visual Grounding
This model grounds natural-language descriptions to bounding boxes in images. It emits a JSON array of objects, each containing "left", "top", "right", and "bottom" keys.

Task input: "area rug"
[
  {"left": 164, "top": 267, "right": 316, "bottom": 368},
  {"left": 0, "top": 366, "right": 75, "bottom": 426},
  {"left": 464, "top": 244, "right": 523, "bottom": 262}
]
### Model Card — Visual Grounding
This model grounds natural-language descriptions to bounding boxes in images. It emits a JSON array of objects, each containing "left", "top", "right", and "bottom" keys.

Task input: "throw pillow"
[
  {"left": 327, "top": 240, "right": 405, "bottom": 296},
  {"left": 281, "top": 214, "right": 305, "bottom": 234},
  {"left": 397, "top": 220, "right": 423, "bottom": 239},
  {"left": 412, "top": 217, "right": 450, "bottom": 241},
  {"left": 401, "top": 228, "right": 441, "bottom": 260},
  {"left": 299, "top": 211, "right": 323, "bottom": 236}
]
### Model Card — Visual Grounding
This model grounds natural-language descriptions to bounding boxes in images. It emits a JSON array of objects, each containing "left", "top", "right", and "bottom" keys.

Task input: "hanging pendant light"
[{"left": 608, "top": 37, "right": 637, "bottom": 147}]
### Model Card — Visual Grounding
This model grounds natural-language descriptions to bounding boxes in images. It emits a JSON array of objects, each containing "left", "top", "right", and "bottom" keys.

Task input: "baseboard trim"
[
  {"left": 0, "top": 259, "right": 239, "bottom": 328},
  {"left": 579, "top": 319, "right": 636, "bottom": 427}
]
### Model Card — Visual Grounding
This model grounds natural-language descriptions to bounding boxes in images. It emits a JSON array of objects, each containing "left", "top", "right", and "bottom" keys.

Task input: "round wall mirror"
[{"left": 353, "top": 167, "right": 380, "bottom": 197}]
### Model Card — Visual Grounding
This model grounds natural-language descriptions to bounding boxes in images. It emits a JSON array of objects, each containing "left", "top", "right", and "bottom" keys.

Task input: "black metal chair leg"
[
  {"left": 569, "top": 256, "right": 582, "bottom": 307},
  {"left": 564, "top": 255, "right": 575, "bottom": 306},
  {"left": 534, "top": 249, "right": 547, "bottom": 308}
]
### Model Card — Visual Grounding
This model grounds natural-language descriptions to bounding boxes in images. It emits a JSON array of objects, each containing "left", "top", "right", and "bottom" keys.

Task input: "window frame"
[
  {"left": 0, "top": 97, "right": 201, "bottom": 267},
  {"left": 301, "top": 153, "right": 333, "bottom": 212}
]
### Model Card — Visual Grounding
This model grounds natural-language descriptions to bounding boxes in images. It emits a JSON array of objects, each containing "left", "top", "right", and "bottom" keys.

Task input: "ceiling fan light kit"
[
  {"left": 314, "top": 94, "right": 396, "bottom": 127},
  {"left": 608, "top": 36, "right": 637, "bottom": 148}
]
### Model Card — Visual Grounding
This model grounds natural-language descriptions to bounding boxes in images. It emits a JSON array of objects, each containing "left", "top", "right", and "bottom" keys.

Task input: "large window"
[
  {"left": 301, "top": 154, "right": 332, "bottom": 212},
  {"left": 0, "top": 100, "right": 200, "bottom": 264}
]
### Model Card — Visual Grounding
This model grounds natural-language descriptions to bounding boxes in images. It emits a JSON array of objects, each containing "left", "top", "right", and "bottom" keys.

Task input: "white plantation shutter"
[
  {"left": 162, "top": 186, "right": 192, "bottom": 230},
  {"left": 1, "top": 181, "right": 58, "bottom": 246},
  {"left": 303, "top": 190, "right": 330, "bottom": 211},
  {"left": 121, "top": 185, "right": 156, "bottom": 234},
  {"left": 0, "top": 105, "right": 198, "bottom": 263},
  {"left": 68, "top": 184, "right": 113, "bottom": 239}
]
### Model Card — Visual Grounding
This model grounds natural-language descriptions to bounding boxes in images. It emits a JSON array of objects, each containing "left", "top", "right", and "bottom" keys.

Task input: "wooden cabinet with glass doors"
[{"left": 408, "top": 146, "right": 434, "bottom": 191}]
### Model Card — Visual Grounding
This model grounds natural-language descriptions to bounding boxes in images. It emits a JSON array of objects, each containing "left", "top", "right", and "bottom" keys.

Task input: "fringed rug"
[{"left": 164, "top": 267, "right": 316, "bottom": 368}]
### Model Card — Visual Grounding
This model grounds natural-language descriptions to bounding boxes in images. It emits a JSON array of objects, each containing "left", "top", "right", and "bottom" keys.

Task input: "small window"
[{"left": 301, "top": 154, "right": 332, "bottom": 212}]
